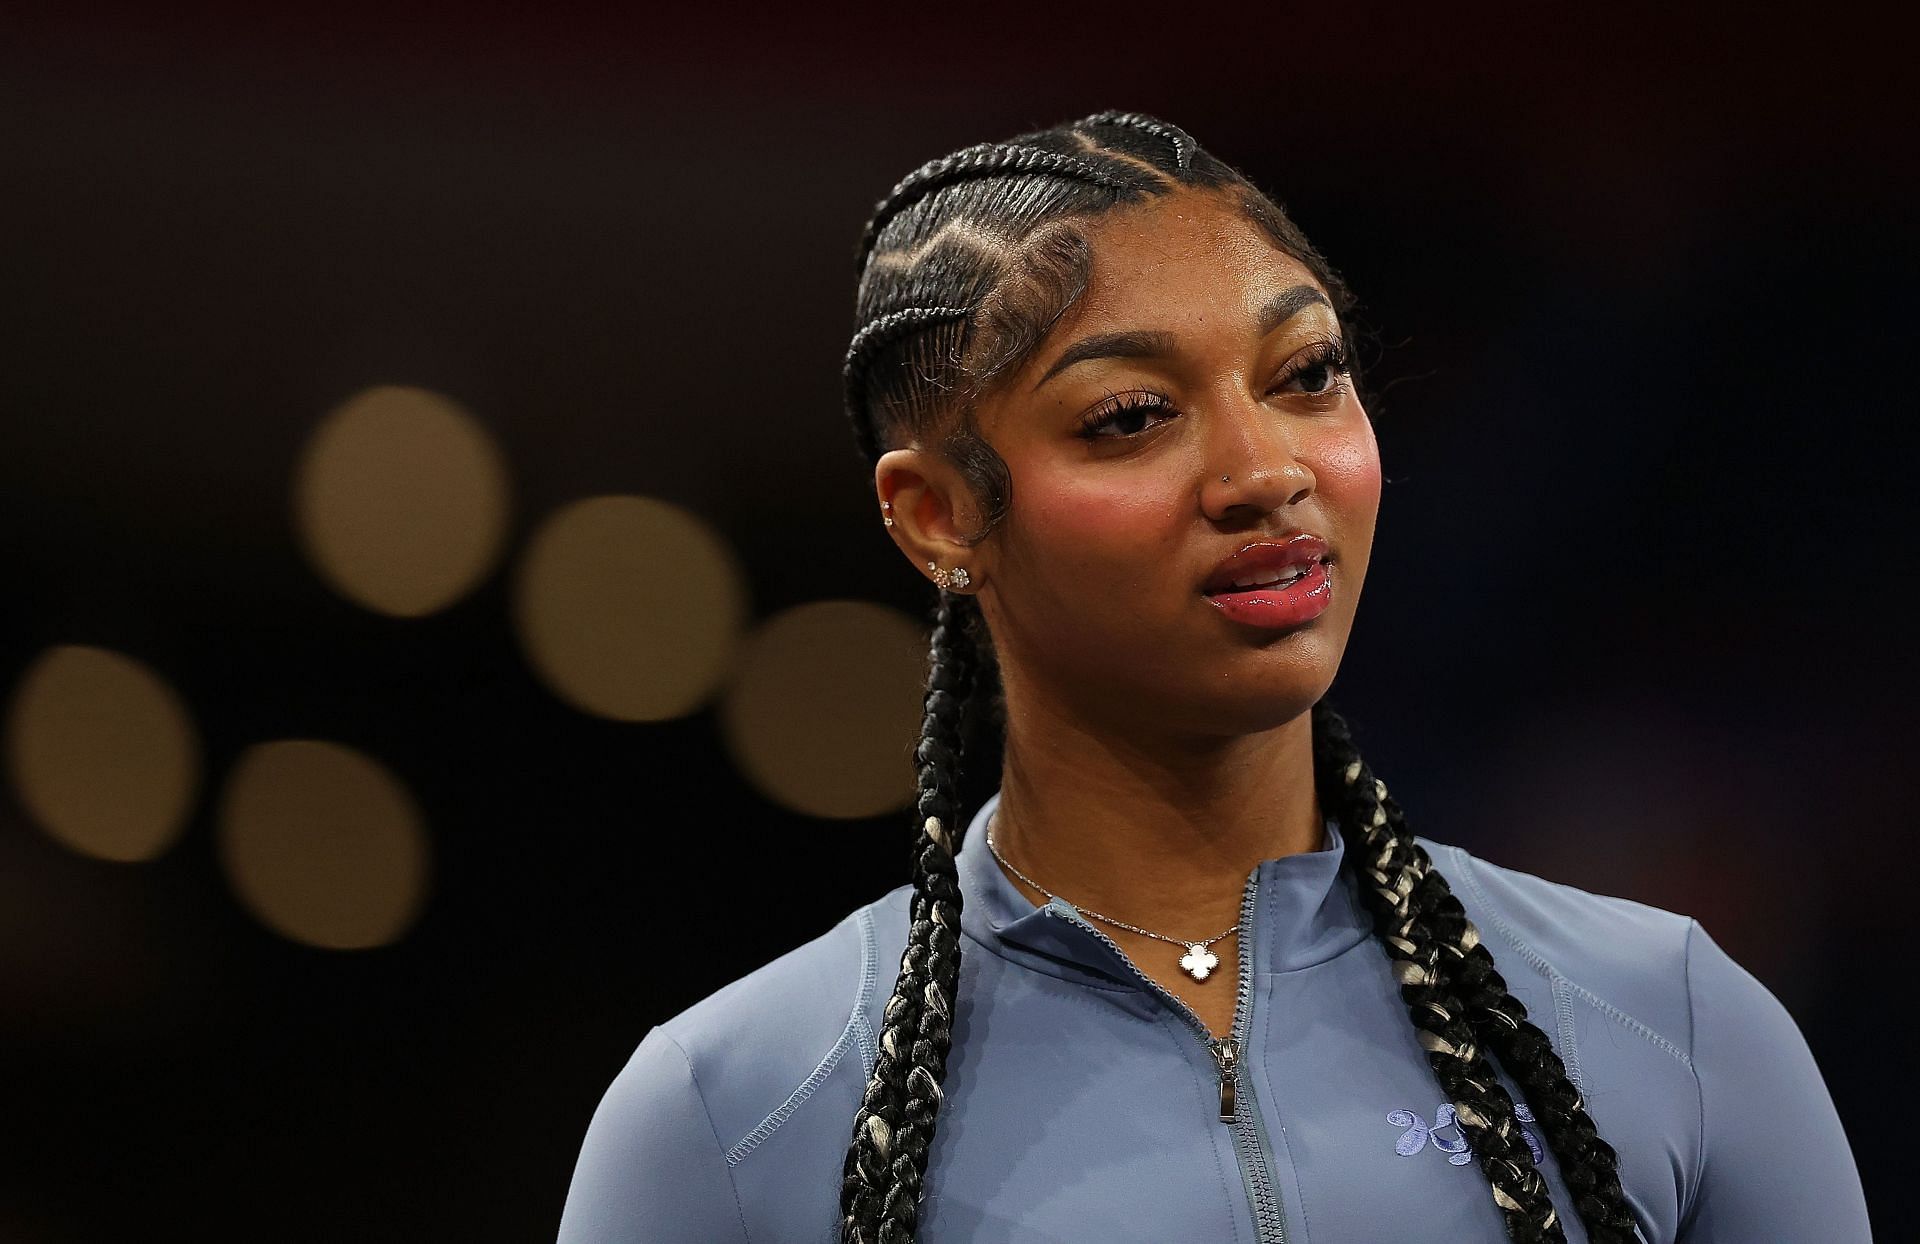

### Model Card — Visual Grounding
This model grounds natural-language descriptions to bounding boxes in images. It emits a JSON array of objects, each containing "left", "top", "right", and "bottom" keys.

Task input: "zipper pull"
[{"left": 1212, "top": 1040, "right": 1237, "bottom": 1124}]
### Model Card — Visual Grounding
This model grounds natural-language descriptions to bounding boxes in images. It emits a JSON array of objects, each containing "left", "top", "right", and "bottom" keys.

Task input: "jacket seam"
[
  {"left": 854, "top": 907, "right": 879, "bottom": 1080},
  {"left": 1260, "top": 979, "right": 1306, "bottom": 1244},
  {"left": 1448, "top": 845, "right": 1693, "bottom": 1070},
  {"left": 1549, "top": 976, "right": 1584, "bottom": 1093},
  {"left": 661, "top": 1030, "right": 754, "bottom": 1243},
  {"left": 956, "top": 926, "right": 1145, "bottom": 993},
  {"left": 724, "top": 909, "right": 880, "bottom": 1167},
  {"left": 1680, "top": 918, "right": 1707, "bottom": 1229},
  {"left": 957, "top": 849, "right": 1149, "bottom": 995}
]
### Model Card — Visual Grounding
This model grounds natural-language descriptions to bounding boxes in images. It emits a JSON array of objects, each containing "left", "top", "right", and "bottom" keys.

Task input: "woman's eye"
[
  {"left": 1099, "top": 407, "right": 1157, "bottom": 436},
  {"left": 1275, "top": 340, "right": 1351, "bottom": 398},
  {"left": 1078, "top": 394, "right": 1178, "bottom": 440},
  {"left": 1292, "top": 362, "right": 1336, "bottom": 395}
]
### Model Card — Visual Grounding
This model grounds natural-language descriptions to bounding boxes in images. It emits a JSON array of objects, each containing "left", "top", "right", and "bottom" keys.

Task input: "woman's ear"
[{"left": 875, "top": 448, "right": 990, "bottom": 592}]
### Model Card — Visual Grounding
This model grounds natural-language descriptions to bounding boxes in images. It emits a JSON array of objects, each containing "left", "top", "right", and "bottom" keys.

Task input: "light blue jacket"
[{"left": 559, "top": 792, "right": 1870, "bottom": 1242}]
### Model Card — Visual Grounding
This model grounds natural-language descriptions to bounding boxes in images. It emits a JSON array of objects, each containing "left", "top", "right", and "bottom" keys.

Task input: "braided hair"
[{"left": 838, "top": 111, "right": 1638, "bottom": 1244}]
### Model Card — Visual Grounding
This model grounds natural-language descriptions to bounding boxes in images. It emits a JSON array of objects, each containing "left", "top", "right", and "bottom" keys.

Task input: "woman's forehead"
[{"left": 1069, "top": 192, "right": 1325, "bottom": 334}]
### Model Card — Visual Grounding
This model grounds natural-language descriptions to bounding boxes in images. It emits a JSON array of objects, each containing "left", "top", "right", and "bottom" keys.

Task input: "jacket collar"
[{"left": 954, "top": 790, "right": 1373, "bottom": 984}]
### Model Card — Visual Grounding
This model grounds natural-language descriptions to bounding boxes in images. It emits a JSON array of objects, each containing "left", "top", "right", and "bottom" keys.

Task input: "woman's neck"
[{"left": 989, "top": 691, "right": 1325, "bottom": 941}]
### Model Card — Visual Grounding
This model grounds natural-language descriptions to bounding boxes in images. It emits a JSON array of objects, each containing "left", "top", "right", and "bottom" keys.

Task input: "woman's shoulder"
[
  {"left": 558, "top": 886, "right": 913, "bottom": 1242},
  {"left": 660, "top": 882, "right": 911, "bottom": 1076},
  {"left": 1417, "top": 836, "right": 1705, "bottom": 1062},
  {"left": 641, "top": 882, "right": 913, "bottom": 1162},
  {"left": 1417, "top": 837, "right": 1867, "bottom": 1236},
  {"left": 1421, "top": 837, "right": 1699, "bottom": 959}
]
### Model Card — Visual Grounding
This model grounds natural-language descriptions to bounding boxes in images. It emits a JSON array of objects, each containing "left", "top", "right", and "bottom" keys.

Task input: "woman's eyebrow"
[
  {"left": 1032, "top": 330, "right": 1176, "bottom": 390},
  {"left": 1032, "top": 284, "right": 1332, "bottom": 391},
  {"left": 1259, "top": 284, "right": 1330, "bottom": 333}
]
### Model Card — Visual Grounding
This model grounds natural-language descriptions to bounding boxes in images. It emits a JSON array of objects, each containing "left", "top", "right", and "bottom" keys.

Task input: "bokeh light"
[
  {"left": 512, "top": 495, "right": 747, "bottom": 721},
  {"left": 3, "top": 645, "right": 201, "bottom": 862},
  {"left": 216, "top": 740, "right": 431, "bottom": 950},
  {"left": 720, "top": 601, "right": 926, "bottom": 819},
  {"left": 293, "top": 384, "right": 512, "bottom": 617}
]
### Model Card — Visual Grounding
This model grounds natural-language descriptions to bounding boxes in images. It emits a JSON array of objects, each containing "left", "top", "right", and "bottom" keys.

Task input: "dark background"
[{"left": 3, "top": 5, "right": 1912, "bottom": 1239}]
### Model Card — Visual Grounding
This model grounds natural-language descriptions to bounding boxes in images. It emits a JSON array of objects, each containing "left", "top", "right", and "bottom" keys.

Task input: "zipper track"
[
  {"left": 1224, "top": 875, "right": 1285, "bottom": 1243},
  {"left": 1052, "top": 874, "right": 1286, "bottom": 1243}
]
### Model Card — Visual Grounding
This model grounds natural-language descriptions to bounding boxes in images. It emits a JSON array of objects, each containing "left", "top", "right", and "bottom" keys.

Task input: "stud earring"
[
  {"left": 881, "top": 500, "right": 895, "bottom": 528},
  {"left": 927, "top": 561, "right": 971, "bottom": 591}
]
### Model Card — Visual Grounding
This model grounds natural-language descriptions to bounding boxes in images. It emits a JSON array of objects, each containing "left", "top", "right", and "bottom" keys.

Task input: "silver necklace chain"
[{"left": 984, "top": 816, "right": 1238, "bottom": 982}]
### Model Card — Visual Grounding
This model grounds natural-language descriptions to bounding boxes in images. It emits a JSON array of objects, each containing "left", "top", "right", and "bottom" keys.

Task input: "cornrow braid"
[
  {"left": 1079, "top": 110, "right": 1197, "bottom": 169},
  {"left": 839, "top": 591, "right": 977, "bottom": 1244},
  {"left": 842, "top": 306, "right": 972, "bottom": 464},
  {"left": 855, "top": 142, "right": 1131, "bottom": 273}
]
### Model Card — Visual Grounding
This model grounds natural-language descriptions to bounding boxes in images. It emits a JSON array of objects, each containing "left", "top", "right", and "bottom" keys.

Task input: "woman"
[{"left": 558, "top": 112, "right": 1868, "bottom": 1243}]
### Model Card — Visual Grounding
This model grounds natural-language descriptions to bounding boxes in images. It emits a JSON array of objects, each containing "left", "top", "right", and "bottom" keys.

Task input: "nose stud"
[{"left": 1221, "top": 475, "right": 1230, "bottom": 483}]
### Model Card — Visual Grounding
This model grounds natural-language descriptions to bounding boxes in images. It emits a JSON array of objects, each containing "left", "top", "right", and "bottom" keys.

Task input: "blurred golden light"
[
  {"left": 3, "top": 645, "right": 201, "bottom": 862},
  {"left": 512, "top": 495, "right": 747, "bottom": 722},
  {"left": 293, "top": 384, "right": 511, "bottom": 617},
  {"left": 216, "top": 740, "right": 430, "bottom": 950},
  {"left": 720, "top": 601, "right": 927, "bottom": 820}
]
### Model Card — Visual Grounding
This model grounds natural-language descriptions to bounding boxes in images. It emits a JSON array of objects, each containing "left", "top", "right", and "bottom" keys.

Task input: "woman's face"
[{"left": 964, "top": 188, "right": 1382, "bottom": 740}]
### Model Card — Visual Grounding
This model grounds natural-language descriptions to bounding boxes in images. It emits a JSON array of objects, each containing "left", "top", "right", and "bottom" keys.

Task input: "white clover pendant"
[{"left": 1179, "top": 943, "right": 1219, "bottom": 981}]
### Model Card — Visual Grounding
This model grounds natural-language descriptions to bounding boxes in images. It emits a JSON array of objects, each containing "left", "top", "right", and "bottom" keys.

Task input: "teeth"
[{"left": 1228, "top": 563, "right": 1312, "bottom": 591}]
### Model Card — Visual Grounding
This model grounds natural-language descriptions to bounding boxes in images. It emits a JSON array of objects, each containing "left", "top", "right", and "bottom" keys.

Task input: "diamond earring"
[
  {"left": 881, "top": 500, "right": 895, "bottom": 528},
  {"left": 928, "top": 561, "right": 971, "bottom": 591}
]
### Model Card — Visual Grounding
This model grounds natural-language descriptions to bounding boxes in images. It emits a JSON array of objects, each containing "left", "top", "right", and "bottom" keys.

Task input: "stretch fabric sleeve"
[
  {"left": 557, "top": 1026, "right": 752, "bottom": 1244},
  {"left": 1679, "top": 920, "right": 1872, "bottom": 1242}
]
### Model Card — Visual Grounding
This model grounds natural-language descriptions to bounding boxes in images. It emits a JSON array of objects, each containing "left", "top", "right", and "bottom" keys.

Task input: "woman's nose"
[{"left": 1201, "top": 407, "right": 1316, "bottom": 522}]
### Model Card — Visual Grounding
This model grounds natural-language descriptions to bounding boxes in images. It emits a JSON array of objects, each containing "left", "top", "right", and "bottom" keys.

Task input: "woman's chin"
[{"left": 1132, "top": 678, "right": 1330, "bottom": 741}]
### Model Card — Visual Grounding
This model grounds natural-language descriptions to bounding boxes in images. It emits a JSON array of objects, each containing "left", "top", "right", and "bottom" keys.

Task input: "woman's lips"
[
  {"left": 1202, "top": 532, "right": 1330, "bottom": 594},
  {"left": 1204, "top": 557, "right": 1334, "bottom": 629}
]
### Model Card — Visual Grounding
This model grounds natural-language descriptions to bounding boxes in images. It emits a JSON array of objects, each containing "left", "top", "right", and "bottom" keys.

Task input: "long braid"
[
  {"left": 1345, "top": 728, "right": 1640, "bottom": 1240},
  {"left": 838, "top": 134, "right": 1141, "bottom": 1244},
  {"left": 840, "top": 592, "right": 977, "bottom": 1244},
  {"left": 1313, "top": 700, "right": 1568, "bottom": 1242},
  {"left": 1431, "top": 856, "right": 1642, "bottom": 1239}
]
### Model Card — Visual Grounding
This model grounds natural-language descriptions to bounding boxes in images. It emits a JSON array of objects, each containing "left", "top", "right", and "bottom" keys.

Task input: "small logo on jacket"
[{"left": 1387, "top": 1103, "right": 1545, "bottom": 1166}]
